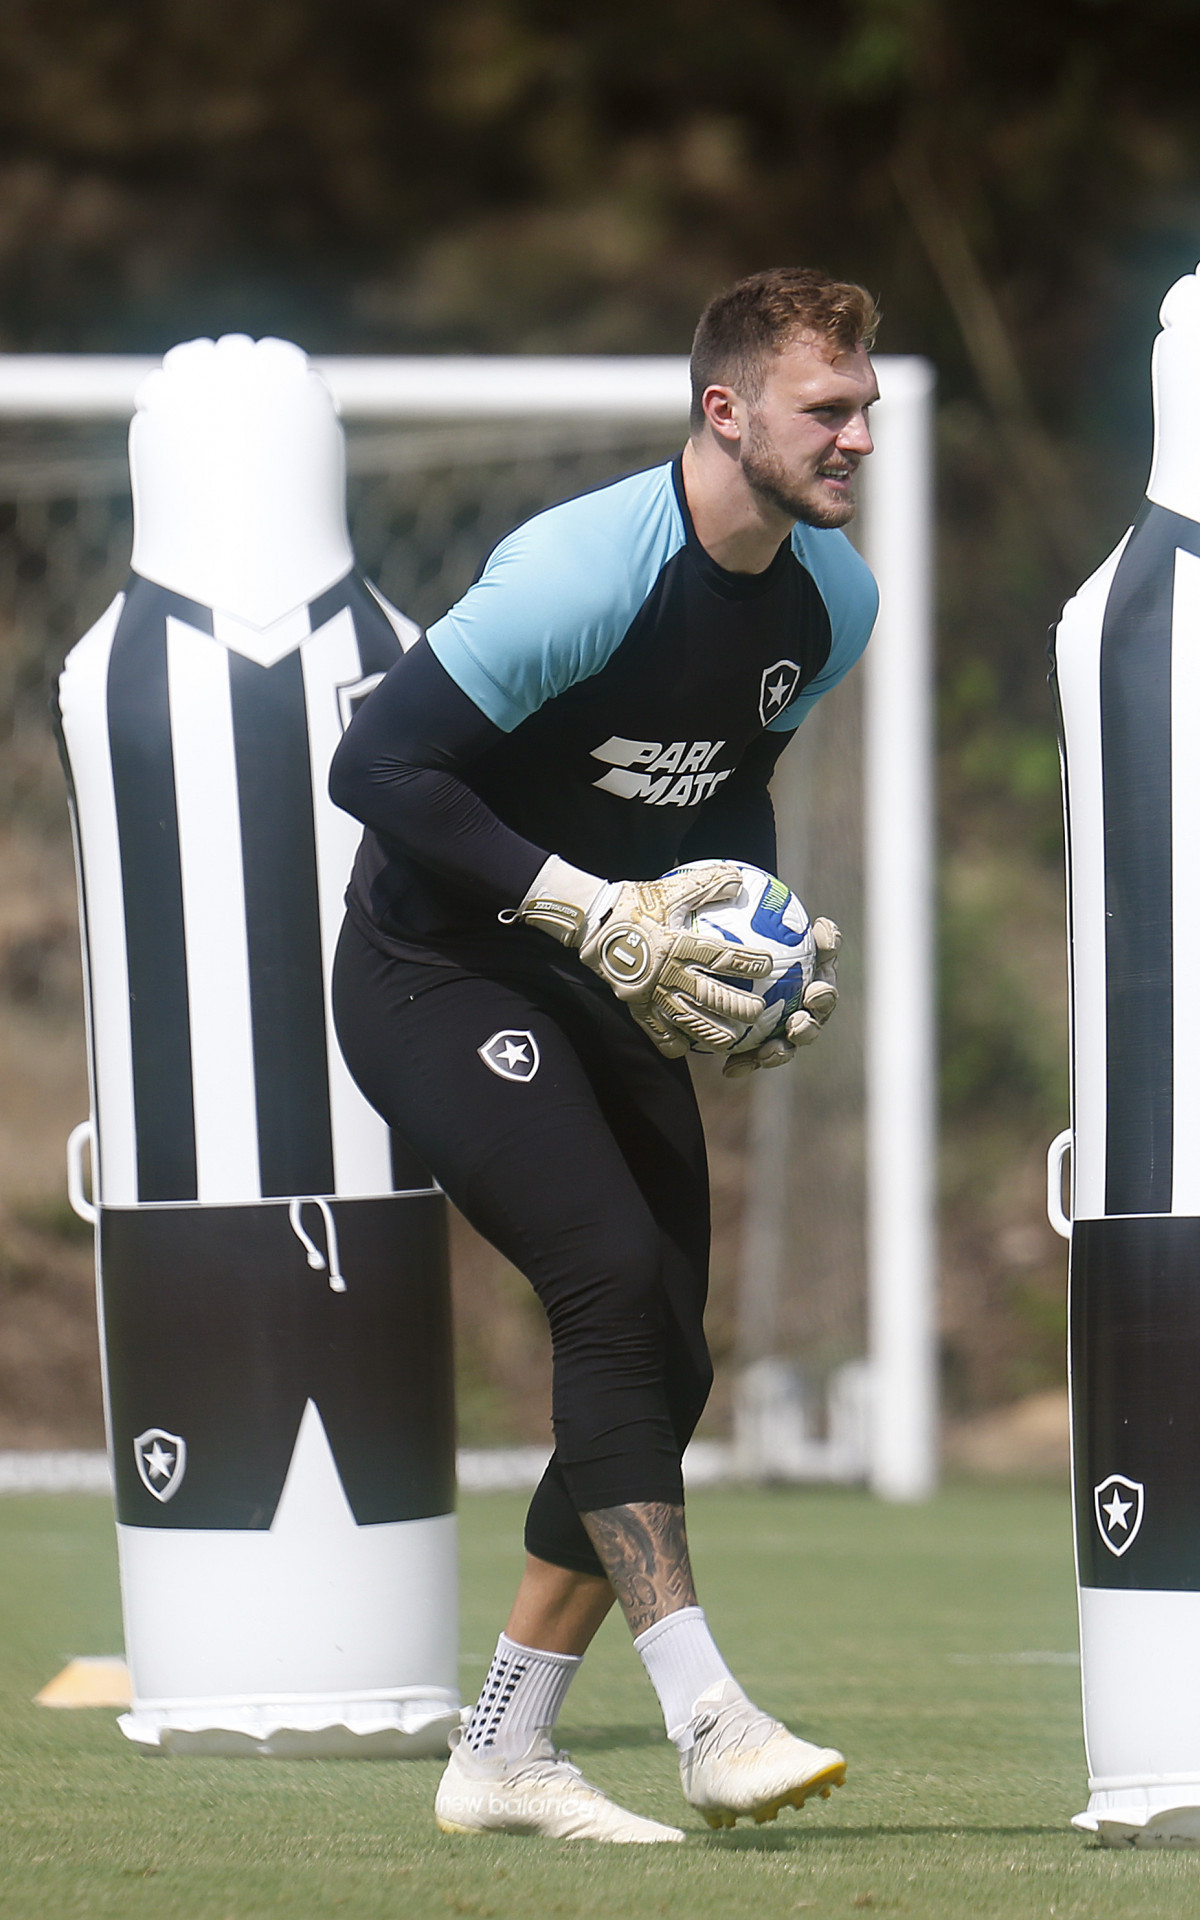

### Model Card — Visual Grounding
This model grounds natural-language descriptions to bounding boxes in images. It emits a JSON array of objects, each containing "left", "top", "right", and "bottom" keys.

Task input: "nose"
[{"left": 838, "top": 412, "right": 874, "bottom": 456}]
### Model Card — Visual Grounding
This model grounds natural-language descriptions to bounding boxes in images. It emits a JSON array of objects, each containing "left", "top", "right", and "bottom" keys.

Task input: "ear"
[{"left": 699, "top": 384, "right": 743, "bottom": 445}]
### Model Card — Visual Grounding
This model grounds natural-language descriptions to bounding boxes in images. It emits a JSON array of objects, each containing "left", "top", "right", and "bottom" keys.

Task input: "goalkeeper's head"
[
  {"left": 689, "top": 267, "right": 880, "bottom": 532},
  {"left": 689, "top": 268, "right": 879, "bottom": 430}
]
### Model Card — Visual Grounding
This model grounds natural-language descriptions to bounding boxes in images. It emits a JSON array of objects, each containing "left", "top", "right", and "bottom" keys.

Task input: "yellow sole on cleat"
[
  {"left": 435, "top": 1818, "right": 477, "bottom": 1835},
  {"left": 703, "top": 1761, "right": 847, "bottom": 1831}
]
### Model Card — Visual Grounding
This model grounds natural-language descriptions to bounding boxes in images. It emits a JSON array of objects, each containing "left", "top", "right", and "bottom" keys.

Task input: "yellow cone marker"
[{"left": 35, "top": 1657, "right": 132, "bottom": 1708}]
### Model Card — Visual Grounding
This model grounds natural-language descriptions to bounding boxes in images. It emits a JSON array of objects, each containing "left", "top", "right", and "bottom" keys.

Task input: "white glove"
[
  {"left": 514, "top": 854, "right": 770, "bottom": 1057},
  {"left": 721, "top": 916, "right": 841, "bottom": 1078}
]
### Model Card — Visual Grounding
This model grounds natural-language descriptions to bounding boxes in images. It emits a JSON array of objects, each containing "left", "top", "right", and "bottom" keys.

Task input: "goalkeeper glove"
[
  {"left": 722, "top": 916, "right": 842, "bottom": 1078},
  {"left": 513, "top": 854, "right": 770, "bottom": 1057}
]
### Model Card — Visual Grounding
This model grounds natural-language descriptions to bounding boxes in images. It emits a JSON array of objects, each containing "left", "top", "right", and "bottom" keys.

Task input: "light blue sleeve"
[
  {"left": 768, "top": 526, "right": 879, "bottom": 730},
  {"left": 424, "top": 465, "right": 685, "bottom": 732}
]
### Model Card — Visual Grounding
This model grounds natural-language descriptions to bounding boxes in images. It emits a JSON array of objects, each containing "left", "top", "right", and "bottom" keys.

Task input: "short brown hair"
[{"left": 689, "top": 268, "right": 879, "bottom": 429}]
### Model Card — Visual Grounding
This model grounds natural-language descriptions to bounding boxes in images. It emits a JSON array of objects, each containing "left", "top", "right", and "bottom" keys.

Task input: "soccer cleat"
[
  {"left": 678, "top": 1680, "right": 846, "bottom": 1829},
  {"left": 435, "top": 1727, "right": 686, "bottom": 1843}
]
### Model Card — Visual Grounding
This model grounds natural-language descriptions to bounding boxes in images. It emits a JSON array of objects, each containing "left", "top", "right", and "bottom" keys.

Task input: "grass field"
[{"left": 2, "top": 1484, "right": 1198, "bottom": 1919}]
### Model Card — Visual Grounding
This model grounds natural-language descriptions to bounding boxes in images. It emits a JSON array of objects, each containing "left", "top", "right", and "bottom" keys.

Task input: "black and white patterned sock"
[{"left": 463, "top": 1632, "right": 582, "bottom": 1760}]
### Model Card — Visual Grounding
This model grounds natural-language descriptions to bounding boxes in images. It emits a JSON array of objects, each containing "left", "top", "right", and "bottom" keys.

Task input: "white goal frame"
[{"left": 0, "top": 349, "right": 937, "bottom": 1501}]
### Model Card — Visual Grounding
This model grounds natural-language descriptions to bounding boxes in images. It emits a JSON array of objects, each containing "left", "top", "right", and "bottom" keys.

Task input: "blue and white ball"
[{"left": 683, "top": 862, "right": 817, "bottom": 1054}]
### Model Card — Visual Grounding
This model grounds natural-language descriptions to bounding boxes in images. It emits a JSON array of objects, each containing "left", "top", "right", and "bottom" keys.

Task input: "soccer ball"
[{"left": 682, "top": 862, "right": 817, "bottom": 1054}]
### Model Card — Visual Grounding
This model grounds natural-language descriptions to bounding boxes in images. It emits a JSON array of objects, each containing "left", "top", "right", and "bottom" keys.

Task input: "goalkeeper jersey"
[{"left": 332, "top": 455, "right": 877, "bottom": 960}]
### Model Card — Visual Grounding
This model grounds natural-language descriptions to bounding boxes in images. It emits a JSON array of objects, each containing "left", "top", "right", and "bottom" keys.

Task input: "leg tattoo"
[{"left": 580, "top": 1502, "right": 697, "bottom": 1636}]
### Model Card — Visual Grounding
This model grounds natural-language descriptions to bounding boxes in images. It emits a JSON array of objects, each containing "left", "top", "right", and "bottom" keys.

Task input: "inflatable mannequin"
[
  {"left": 1052, "top": 267, "right": 1200, "bottom": 1844},
  {"left": 57, "top": 335, "right": 459, "bottom": 1757}
]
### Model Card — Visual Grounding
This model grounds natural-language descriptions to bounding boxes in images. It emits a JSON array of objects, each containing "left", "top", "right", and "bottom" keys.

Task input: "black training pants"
[{"left": 332, "top": 914, "right": 713, "bottom": 1578}]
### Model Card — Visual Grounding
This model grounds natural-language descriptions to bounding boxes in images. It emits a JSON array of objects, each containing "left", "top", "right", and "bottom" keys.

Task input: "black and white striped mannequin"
[
  {"left": 1053, "top": 267, "right": 1200, "bottom": 1846},
  {"left": 58, "top": 335, "right": 458, "bottom": 1756}
]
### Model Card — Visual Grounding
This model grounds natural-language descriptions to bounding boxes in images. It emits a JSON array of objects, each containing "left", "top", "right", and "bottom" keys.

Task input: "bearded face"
[{"left": 740, "top": 406, "right": 861, "bottom": 530}]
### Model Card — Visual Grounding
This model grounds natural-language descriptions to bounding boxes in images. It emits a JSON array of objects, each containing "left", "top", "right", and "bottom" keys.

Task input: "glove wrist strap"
[{"left": 515, "top": 855, "right": 612, "bottom": 948}]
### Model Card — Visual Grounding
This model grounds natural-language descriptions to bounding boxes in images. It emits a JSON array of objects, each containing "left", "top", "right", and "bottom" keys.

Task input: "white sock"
[
  {"left": 634, "top": 1605, "right": 735, "bottom": 1746},
  {"left": 463, "top": 1632, "right": 582, "bottom": 1761}
]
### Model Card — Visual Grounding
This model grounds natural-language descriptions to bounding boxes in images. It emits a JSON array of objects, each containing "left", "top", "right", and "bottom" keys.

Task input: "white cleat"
[
  {"left": 435, "top": 1728, "right": 686, "bottom": 1843},
  {"left": 679, "top": 1680, "right": 846, "bottom": 1830}
]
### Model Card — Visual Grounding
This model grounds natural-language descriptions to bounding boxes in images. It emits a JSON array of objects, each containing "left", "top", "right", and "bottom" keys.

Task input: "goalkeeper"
[{"left": 330, "top": 267, "right": 879, "bottom": 1841}]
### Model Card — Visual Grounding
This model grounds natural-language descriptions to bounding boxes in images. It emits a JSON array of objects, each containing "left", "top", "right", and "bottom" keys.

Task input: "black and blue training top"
[{"left": 331, "top": 456, "right": 878, "bottom": 962}]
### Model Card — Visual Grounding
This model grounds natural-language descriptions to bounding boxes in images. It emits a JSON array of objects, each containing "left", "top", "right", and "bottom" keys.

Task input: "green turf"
[{"left": 1, "top": 1485, "right": 1197, "bottom": 1918}]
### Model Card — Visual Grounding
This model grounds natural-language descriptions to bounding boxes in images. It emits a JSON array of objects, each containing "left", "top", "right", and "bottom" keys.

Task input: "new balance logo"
[
  {"left": 441, "top": 1789, "right": 598, "bottom": 1821},
  {"left": 590, "top": 736, "right": 731, "bottom": 808}
]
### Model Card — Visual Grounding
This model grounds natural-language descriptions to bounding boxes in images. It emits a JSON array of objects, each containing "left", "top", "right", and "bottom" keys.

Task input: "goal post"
[
  {"left": 861, "top": 357, "right": 938, "bottom": 1502},
  {"left": 0, "top": 348, "right": 936, "bottom": 1501}
]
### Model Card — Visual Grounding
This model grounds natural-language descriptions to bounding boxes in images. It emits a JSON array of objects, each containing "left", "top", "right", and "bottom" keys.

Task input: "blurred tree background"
[{"left": 3, "top": 0, "right": 1200, "bottom": 1445}]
